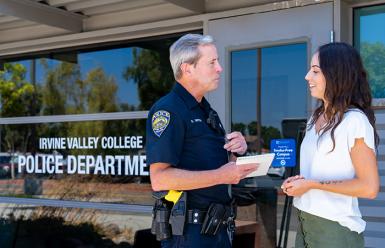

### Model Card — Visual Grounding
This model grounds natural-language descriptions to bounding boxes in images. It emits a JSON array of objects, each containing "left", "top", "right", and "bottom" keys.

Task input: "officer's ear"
[{"left": 180, "top": 63, "right": 192, "bottom": 76}]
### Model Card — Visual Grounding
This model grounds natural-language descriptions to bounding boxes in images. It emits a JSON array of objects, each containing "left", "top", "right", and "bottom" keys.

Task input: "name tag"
[{"left": 191, "top": 119, "right": 203, "bottom": 123}]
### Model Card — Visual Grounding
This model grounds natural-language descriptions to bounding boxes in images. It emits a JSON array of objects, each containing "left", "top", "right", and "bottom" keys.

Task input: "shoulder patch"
[{"left": 152, "top": 110, "right": 171, "bottom": 137}]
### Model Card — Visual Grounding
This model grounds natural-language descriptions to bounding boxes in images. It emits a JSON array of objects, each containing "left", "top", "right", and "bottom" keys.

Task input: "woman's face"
[{"left": 305, "top": 53, "right": 327, "bottom": 103}]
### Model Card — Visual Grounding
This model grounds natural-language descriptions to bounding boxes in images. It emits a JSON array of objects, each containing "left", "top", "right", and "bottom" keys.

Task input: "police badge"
[{"left": 152, "top": 110, "right": 171, "bottom": 137}]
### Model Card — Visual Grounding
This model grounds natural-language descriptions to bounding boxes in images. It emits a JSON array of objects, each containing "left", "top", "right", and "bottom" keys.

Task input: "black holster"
[
  {"left": 169, "top": 191, "right": 187, "bottom": 236},
  {"left": 151, "top": 198, "right": 172, "bottom": 241},
  {"left": 200, "top": 202, "right": 236, "bottom": 236},
  {"left": 150, "top": 191, "right": 187, "bottom": 241}
]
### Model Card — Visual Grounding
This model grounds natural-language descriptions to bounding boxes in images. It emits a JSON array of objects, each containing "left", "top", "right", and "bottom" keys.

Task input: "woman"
[{"left": 281, "top": 42, "right": 379, "bottom": 248}]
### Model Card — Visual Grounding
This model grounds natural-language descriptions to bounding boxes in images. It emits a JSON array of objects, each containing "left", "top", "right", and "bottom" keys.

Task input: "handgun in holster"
[{"left": 151, "top": 190, "right": 187, "bottom": 241}]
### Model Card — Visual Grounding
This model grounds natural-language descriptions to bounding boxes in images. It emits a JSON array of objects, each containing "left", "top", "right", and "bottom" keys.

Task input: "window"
[
  {"left": 1, "top": 37, "right": 179, "bottom": 117},
  {"left": 231, "top": 43, "right": 307, "bottom": 154},
  {"left": 0, "top": 32, "right": 205, "bottom": 246},
  {"left": 354, "top": 4, "right": 385, "bottom": 106},
  {"left": 0, "top": 32, "right": 200, "bottom": 204}
]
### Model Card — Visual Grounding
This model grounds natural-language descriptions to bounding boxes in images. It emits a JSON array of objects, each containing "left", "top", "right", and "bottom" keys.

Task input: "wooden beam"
[{"left": 0, "top": 0, "right": 84, "bottom": 32}]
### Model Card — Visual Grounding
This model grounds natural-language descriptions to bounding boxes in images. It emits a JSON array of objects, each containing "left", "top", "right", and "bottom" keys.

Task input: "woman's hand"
[
  {"left": 284, "top": 179, "right": 316, "bottom": 197},
  {"left": 281, "top": 175, "right": 304, "bottom": 194}
]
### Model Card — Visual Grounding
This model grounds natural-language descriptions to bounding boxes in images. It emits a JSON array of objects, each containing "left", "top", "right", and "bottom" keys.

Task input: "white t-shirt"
[{"left": 293, "top": 109, "right": 375, "bottom": 233}]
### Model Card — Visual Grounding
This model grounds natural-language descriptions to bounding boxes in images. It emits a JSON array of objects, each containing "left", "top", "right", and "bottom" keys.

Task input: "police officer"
[{"left": 146, "top": 34, "right": 258, "bottom": 247}]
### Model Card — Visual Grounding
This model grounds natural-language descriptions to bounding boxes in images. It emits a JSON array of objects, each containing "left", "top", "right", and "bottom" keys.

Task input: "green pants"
[{"left": 295, "top": 210, "right": 364, "bottom": 248}]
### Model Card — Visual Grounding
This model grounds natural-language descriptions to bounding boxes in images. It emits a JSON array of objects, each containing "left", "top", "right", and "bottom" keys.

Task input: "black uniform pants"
[{"left": 161, "top": 223, "right": 231, "bottom": 248}]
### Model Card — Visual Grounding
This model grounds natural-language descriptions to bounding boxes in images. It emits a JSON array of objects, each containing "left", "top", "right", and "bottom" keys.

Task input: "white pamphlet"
[{"left": 236, "top": 153, "right": 275, "bottom": 178}]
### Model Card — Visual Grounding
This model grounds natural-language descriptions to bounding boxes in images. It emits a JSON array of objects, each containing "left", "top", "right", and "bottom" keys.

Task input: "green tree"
[
  {"left": 248, "top": 121, "right": 258, "bottom": 136},
  {"left": 123, "top": 48, "right": 174, "bottom": 110},
  {"left": 0, "top": 63, "right": 36, "bottom": 117},
  {"left": 67, "top": 67, "right": 120, "bottom": 156},
  {"left": 261, "top": 126, "right": 281, "bottom": 149},
  {"left": 360, "top": 42, "right": 385, "bottom": 98},
  {"left": 39, "top": 61, "right": 85, "bottom": 141},
  {"left": 232, "top": 122, "right": 246, "bottom": 134},
  {"left": 86, "top": 67, "right": 118, "bottom": 114},
  {"left": 41, "top": 61, "right": 85, "bottom": 116},
  {"left": 0, "top": 63, "right": 40, "bottom": 153}
]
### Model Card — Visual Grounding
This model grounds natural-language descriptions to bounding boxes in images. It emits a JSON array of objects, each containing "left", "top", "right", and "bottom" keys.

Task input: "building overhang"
[{"left": 1, "top": 0, "right": 377, "bottom": 57}]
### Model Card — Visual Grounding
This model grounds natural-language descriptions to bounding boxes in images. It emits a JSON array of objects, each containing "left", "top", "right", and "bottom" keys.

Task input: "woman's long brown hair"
[{"left": 309, "top": 42, "right": 379, "bottom": 151}]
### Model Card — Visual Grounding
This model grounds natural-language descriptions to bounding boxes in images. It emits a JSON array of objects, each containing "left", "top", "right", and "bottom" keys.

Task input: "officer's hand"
[
  {"left": 224, "top": 132, "right": 247, "bottom": 155},
  {"left": 219, "top": 161, "right": 259, "bottom": 184}
]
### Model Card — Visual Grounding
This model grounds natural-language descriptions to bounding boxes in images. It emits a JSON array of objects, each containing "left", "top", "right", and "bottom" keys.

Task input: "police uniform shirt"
[{"left": 146, "top": 83, "right": 230, "bottom": 209}]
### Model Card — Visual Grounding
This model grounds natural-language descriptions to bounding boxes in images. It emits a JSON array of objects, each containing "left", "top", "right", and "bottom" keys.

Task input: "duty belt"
[
  {"left": 187, "top": 209, "right": 207, "bottom": 224},
  {"left": 187, "top": 208, "right": 236, "bottom": 233}
]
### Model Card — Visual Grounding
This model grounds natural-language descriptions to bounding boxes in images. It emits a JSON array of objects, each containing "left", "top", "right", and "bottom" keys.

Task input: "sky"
[
  {"left": 15, "top": 47, "right": 141, "bottom": 109},
  {"left": 361, "top": 12, "right": 385, "bottom": 44}
]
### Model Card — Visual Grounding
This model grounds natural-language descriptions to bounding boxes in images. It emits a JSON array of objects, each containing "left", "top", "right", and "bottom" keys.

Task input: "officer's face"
[{"left": 191, "top": 45, "right": 222, "bottom": 92}]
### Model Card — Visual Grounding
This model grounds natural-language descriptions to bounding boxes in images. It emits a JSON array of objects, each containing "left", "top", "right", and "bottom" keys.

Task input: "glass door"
[{"left": 231, "top": 43, "right": 308, "bottom": 155}]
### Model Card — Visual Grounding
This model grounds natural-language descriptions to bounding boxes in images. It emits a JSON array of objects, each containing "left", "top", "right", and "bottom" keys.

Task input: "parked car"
[{"left": 0, "top": 152, "right": 19, "bottom": 178}]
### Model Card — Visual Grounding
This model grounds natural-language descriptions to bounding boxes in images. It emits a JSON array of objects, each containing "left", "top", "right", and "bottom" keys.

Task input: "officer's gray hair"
[{"left": 169, "top": 34, "right": 214, "bottom": 80}]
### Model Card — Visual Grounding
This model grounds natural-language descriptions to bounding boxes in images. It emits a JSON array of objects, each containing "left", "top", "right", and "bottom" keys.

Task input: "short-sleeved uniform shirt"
[
  {"left": 146, "top": 83, "right": 230, "bottom": 209},
  {"left": 294, "top": 109, "right": 375, "bottom": 233}
]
